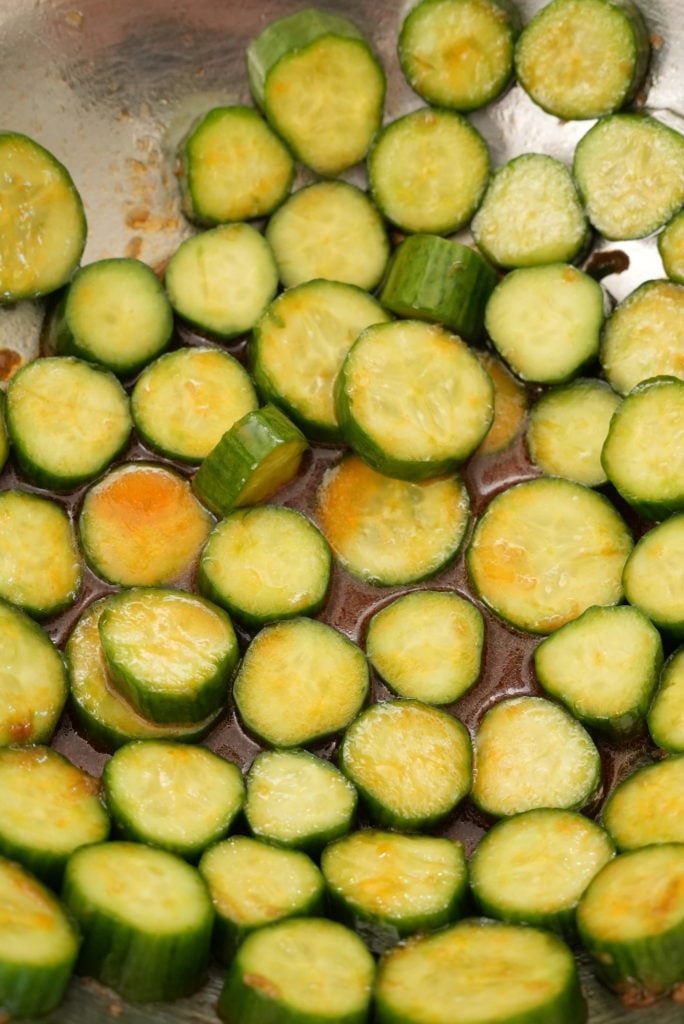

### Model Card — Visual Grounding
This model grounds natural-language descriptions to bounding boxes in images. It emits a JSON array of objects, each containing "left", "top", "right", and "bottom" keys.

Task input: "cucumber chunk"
[
  {"left": 600, "top": 280, "right": 684, "bottom": 395},
  {"left": 368, "top": 107, "right": 490, "bottom": 235},
  {"left": 623, "top": 514, "right": 684, "bottom": 637},
  {"left": 199, "top": 836, "right": 324, "bottom": 964},
  {"left": 471, "top": 696, "right": 602, "bottom": 817},
  {"left": 316, "top": 454, "right": 470, "bottom": 586},
  {"left": 659, "top": 209, "right": 684, "bottom": 284},
  {"left": 475, "top": 350, "right": 529, "bottom": 454},
  {"left": 179, "top": 105, "right": 294, "bottom": 225},
  {"left": 234, "top": 617, "right": 368, "bottom": 748},
  {"left": 244, "top": 749, "right": 357, "bottom": 854},
  {"left": 467, "top": 477, "right": 633, "bottom": 633},
  {"left": 339, "top": 699, "right": 472, "bottom": 830},
  {"left": 602, "top": 757, "right": 684, "bottom": 850},
  {"left": 63, "top": 840, "right": 213, "bottom": 1003},
  {"left": 0, "top": 131, "right": 86, "bottom": 303},
  {"left": 399, "top": 0, "right": 519, "bottom": 112},
  {"left": 648, "top": 647, "right": 684, "bottom": 754},
  {"left": 265, "top": 181, "right": 390, "bottom": 291}
]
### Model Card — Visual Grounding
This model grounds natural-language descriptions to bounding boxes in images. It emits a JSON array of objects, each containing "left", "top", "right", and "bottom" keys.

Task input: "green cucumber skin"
[
  {"left": 0, "top": 955, "right": 79, "bottom": 1019},
  {"left": 198, "top": 563, "right": 329, "bottom": 630}
]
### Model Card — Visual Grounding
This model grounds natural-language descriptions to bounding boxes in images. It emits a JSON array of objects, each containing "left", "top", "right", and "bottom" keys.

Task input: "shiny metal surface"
[{"left": 0, "top": 0, "right": 682, "bottom": 1021}]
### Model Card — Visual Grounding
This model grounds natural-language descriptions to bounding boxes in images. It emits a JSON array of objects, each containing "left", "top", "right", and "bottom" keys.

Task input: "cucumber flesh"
[
  {"left": 600, "top": 280, "right": 684, "bottom": 395},
  {"left": 602, "top": 757, "right": 684, "bottom": 850},
  {"left": 623, "top": 514, "right": 684, "bottom": 638}
]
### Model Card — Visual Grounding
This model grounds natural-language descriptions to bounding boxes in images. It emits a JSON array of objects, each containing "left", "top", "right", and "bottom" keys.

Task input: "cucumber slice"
[
  {"left": 79, "top": 461, "right": 213, "bottom": 588},
  {"left": 337, "top": 319, "right": 494, "bottom": 481},
  {"left": 199, "top": 505, "right": 332, "bottom": 626},
  {"left": 6, "top": 355, "right": 131, "bottom": 492},
  {"left": 65, "top": 598, "right": 226, "bottom": 751},
  {"left": 0, "top": 131, "right": 86, "bottom": 303},
  {"left": 515, "top": 0, "right": 650, "bottom": 121},
  {"left": 0, "top": 745, "right": 109, "bottom": 888},
  {"left": 623, "top": 514, "right": 684, "bottom": 637},
  {"left": 321, "top": 829, "right": 468, "bottom": 953},
  {"left": 316, "top": 454, "right": 470, "bottom": 586},
  {"left": 247, "top": 9, "right": 385, "bottom": 176},
  {"left": 601, "top": 375, "right": 684, "bottom": 519},
  {"left": 379, "top": 234, "right": 497, "bottom": 344},
  {"left": 98, "top": 588, "right": 238, "bottom": 724},
  {"left": 368, "top": 107, "right": 490, "bottom": 235},
  {"left": 265, "top": 181, "right": 390, "bottom": 291},
  {"left": 471, "top": 696, "right": 602, "bottom": 817},
  {"left": 250, "top": 279, "right": 391, "bottom": 443},
  {"left": 0, "top": 856, "right": 80, "bottom": 1018},
  {"left": 375, "top": 918, "right": 587, "bottom": 1024},
  {"left": 600, "top": 280, "right": 684, "bottom": 395},
  {"left": 63, "top": 840, "right": 213, "bottom": 1002},
  {"left": 50, "top": 257, "right": 173, "bottom": 377},
  {"left": 526, "top": 378, "right": 621, "bottom": 486},
  {"left": 131, "top": 346, "right": 258, "bottom": 463},
  {"left": 470, "top": 809, "right": 615, "bottom": 936},
  {"left": 471, "top": 153, "right": 588, "bottom": 268},
  {"left": 602, "top": 757, "right": 684, "bottom": 850},
  {"left": 0, "top": 490, "right": 81, "bottom": 619},
  {"left": 484, "top": 263, "right": 605, "bottom": 384},
  {"left": 244, "top": 749, "right": 357, "bottom": 854},
  {"left": 533, "top": 604, "right": 663, "bottom": 738},
  {"left": 398, "top": 0, "right": 519, "bottom": 112},
  {"left": 164, "top": 223, "right": 278, "bottom": 339},
  {"left": 365, "top": 590, "right": 484, "bottom": 705},
  {"left": 217, "top": 917, "right": 375, "bottom": 1024},
  {"left": 0, "top": 392, "right": 8, "bottom": 475},
  {"left": 573, "top": 113, "right": 684, "bottom": 241},
  {"left": 0, "top": 598, "right": 67, "bottom": 746},
  {"left": 192, "top": 404, "right": 309, "bottom": 518},
  {"left": 339, "top": 699, "right": 472, "bottom": 830},
  {"left": 199, "top": 836, "right": 325, "bottom": 964},
  {"left": 179, "top": 105, "right": 294, "bottom": 225},
  {"left": 648, "top": 647, "right": 684, "bottom": 754},
  {"left": 475, "top": 350, "right": 529, "bottom": 455},
  {"left": 234, "top": 617, "right": 369, "bottom": 748},
  {"left": 577, "top": 844, "right": 684, "bottom": 1003},
  {"left": 659, "top": 209, "right": 684, "bottom": 284},
  {"left": 103, "top": 740, "right": 244, "bottom": 859},
  {"left": 467, "top": 476, "right": 633, "bottom": 633}
]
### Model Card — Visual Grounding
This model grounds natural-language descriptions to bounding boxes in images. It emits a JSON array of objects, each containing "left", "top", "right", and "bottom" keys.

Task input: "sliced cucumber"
[
  {"left": 648, "top": 647, "right": 684, "bottom": 754},
  {"left": 98, "top": 587, "right": 238, "bottom": 724},
  {"left": 265, "top": 181, "right": 390, "bottom": 291},
  {"left": 339, "top": 699, "right": 472, "bottom": 830},
  {"left": 573, "top": 113, "right": 684, "bottom": 241},
  {"left": 533, "top": 604, "right": 663, "bottom": 738},
  {"left": 0, "top": 856, "right": 80, "bottom": 1018},
  {"left": 0, "top": 392, "right": 8, "bottom": 474},
  {"left": 0, "top": 490, "right": 81, "bottom": 619},
  {"left": 131, "top": 345, "right": 258, "bottom": 463},
  {"left": 250, "top": 279, "right": 391, "bottom": 443},
  {"left": 399, "top": 0, "right": 519, "bottom": 112},
  {"left": 316, "top": 454, "right": 470, "bottom": 586},
  {"left": 321, "top": 829, "right": 468, "bottom": 953},
  {"left": 164, "top": 223, "right": 278, "bottom": 339},
  {"left": 526, "top": 378, "right": 621, "bottom": 486},
  {"left": 484, "top": 263, "right": 605, "bottom": 384},
  {"left": 199, "top": 836, "right": 324, "bottom": 964},
  {"left": 63, "top": 840, "right": 213, "bottom": 1003},
  {"left": 375, "top": 918, "right": 587, "bottom": 1024},
  {"left": 365, "top": 590, "right": 484, "bottom": 705},
  {"left": 50, "top": 257, "right": 173, "bottom": 377},
  {"left": 368, "top": 106, "right": 490, "bottom": 235},
  {"left": 0, "top": 745, "right": 109, "bottom": 888},
  {"left": 247, "top": 8, "right": 385, "bottom": 176},
  {"left": 471, "top": 152, "right": 588, "bottom": 268},
  {"left": 659, "top": 209, "right": 684, "bottom": 284},
  {"left": 79, "top": 461, "right": 213, "bottom": 587},
  {"left": 378, "top": 234, "right": 497, "bottom": 344},
  {"left": 602, "top": 756, "right": 684, "bottom": 850},
  {"left": 179, "top": 105, "right": 294, "bottom": 225},
  {"left": 217, "top": 917, "right": 375, "bottom": 1024},
  {"left": 6, "top": 355, "right": 131, "bottom": 492},
  {"left": 515, "top": 0, "right": 650, "bottom": 120},
  {"left": 467, "top": 477, "right": 633, "bottom": 634},
  {"left": 199, "top": 505, "right": 332, "bottom": 626},
  {"left": 244, "top": 749, "right": 357, "bottom": 854},
  {"left": 192, "top": 404, "right": 309, "bottom": 518},
  {"left": 470, "top": 808, "right": 615, "bottom": 935},
  {"left": 471, "top": 695, "right": 602, "bottom": 817},
  {"left": 0, "top": 131, "right": 86, "bottom": 303},
  {"left": 233, "top": 617, "right": 368, "bottom": 748},
  {"left": 475, "top": 350, "right": 529, "bottom": 455},
  {"left": 623, "top": 514, "right": 684, "bottom": 637}
]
